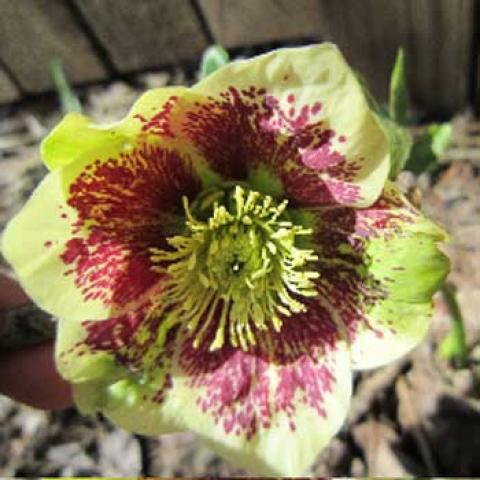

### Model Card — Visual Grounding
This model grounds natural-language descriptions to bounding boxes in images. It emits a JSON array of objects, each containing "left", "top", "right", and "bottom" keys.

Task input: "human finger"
[{"left": 0, "top": 341, "right": 72, "bottom": 409}]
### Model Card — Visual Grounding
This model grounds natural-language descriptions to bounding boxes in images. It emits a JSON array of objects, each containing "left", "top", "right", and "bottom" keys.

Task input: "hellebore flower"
[{"left": 2, "top": 44, "right": 449, "bottom": 475}]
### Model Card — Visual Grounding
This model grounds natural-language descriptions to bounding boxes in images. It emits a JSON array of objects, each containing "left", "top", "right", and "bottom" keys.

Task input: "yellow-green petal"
[
  {"left": 41, "top": 87, "right": 192, "bottom": 172},
  {"left": 42, "top": 113, "right": 126, "bottom": 171},
  {"left": 73, "top": 377, "right": 180, "bottom": 435},
  {"left": 2, "top": 171, "right": 110, "bottom": 322},
  {"left": 351, "top": 187, "right": 450, "bottom": 370}
]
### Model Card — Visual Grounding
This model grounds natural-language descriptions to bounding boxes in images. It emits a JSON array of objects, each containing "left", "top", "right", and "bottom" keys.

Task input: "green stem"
[
  {"left": 50, "top": 57, "right": 82, "bottom": 114},
  {"left": 438, "top": 283, "right": 467, "bottom": 367}
]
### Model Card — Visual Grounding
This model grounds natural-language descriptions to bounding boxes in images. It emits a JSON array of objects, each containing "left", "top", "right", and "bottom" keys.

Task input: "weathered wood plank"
[
  {"left": 74, "top": 0, "right": 209, "bottom": 72},
  {"left": 0, "top": 68, "right": 20, "bottom": 104},
  {"left": 201, "top": 0, "right": 473, "bottom": 114},
  {"left": 315, "top": 0, "right": 474, "bottom": 114},
  {"left": 0, "top": 0, "right": 106, "bottom": 94},
  {"left": 199, "top": 0, "right": 323, "bottom": 47},
  {"left": 410, "top": 0, "right": 473, "bottom": 113}
]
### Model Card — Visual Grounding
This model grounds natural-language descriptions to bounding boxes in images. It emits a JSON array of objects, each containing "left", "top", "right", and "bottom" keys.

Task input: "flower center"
[{"left": 150, "top": 185, "right": 319, "bottom": 351}]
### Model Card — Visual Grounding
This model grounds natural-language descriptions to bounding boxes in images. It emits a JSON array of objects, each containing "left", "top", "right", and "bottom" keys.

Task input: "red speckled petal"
[
  {"left": 192, "top": 44, "right": 389, "bottom": 207},
  {"left": 5, "top": 89, "right": 206, "bottom": 320},
  {"left": 310, "top": 182, "right": 449, "bottom": 369},
  {"left": 2, "top": 172, "right": 113, "bottom": 322},
  {"left": 59, "top": 143, "right": 201, "bottom": 310},
  {"left": 57, "top": 294, "right": 351, "bottom": 475},
  {"left": 179, "top": 86, "right": 380, "bottom": 208},
  {"left": 168, "top": 310, "right": 351, "bottom": 476},
  {"left": 56, "top": 303, "right": 182, "bottom": 434}
]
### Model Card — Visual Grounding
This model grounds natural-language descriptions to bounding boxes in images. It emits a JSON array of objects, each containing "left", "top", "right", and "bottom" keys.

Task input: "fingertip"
[
  {"left": 0, "top": 273, "right": 30, "bottom": 310},
  {"left": 0, "top": 341, "right": 72, "bottom": 410}
]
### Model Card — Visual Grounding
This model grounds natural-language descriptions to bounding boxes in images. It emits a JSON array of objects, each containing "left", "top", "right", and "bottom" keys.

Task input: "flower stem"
[{"left": 438, "top": 283, "right": 467, "bottom": 368}]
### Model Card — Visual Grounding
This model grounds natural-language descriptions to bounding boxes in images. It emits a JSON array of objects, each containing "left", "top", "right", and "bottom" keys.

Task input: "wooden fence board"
[
  {"left": 201, "top": 0, "right": 473, "bottom": 114},
  {"left": 199, "top": 0, "right": 323, "bottom": 47},
  {"left": 412, "top": 0, "right": 473, "bottom": 113},
  {"left": 0, "top": 68, "right": 19, "bottom": 103},
  {"left": 74, "top": 0, "right": 209, "bottom": 72},
  {"left": 0, "top": 0, "right": 474, "bottom": 114},
  {"left": 312, "top": 0, "right": 474, "bottom": 114},
  {"left": 0, "top": 0, "right": 107, "bottom": 94}
]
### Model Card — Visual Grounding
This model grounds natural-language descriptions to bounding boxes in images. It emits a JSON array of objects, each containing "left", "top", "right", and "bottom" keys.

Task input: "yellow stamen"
[{"left": 150, "top": 185, "right": 319, "bottom": 351}]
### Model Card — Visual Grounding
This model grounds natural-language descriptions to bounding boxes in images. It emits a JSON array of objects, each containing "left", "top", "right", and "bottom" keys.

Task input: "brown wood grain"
[
  {"left": 0, "top": 0, "right": 106, "bottom": 94},
  {"left": 74, "top": 0, "right": 209, "bottom": 72},
  {"left": 0, "top": 68, "right": 19, "bottom": 103},
  {"left": 199, "top": 0, "right": 324, "bottom": 47},
  {"left": 314, "top": 0, "right": 474, "bottom": 114},
  {"left": 201, "top": 0, "right": 473, "bottom": 114}
]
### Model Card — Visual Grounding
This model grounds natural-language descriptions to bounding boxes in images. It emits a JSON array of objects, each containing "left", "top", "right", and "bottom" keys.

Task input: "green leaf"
[
  {"left": 357, "top": 49, "right": 414, "bottom": 178},
  {"left": 438, "top": 284, "right": 467, "bottom": 367},
  {"left": 378, "top": 116, "right": 413, "bottom": 180},
  {"left": 389, "top": 48, "right": 408, "bottom": 125},
  {"left": 50, "top": 57, "right": 82, "bottom": 114},
  {"left": 431, "top": 122, "right": 453, "bottom": 157},
  {"left": 199, "top": 45, "right": 230, "bottom": 78},
  {"left": 405, "top": 123, "right": 452, "bottom": 175}
]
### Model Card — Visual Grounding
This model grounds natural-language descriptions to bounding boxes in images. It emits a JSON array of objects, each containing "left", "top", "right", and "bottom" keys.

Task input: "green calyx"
[{"left": 150, "top": 185, "right": 319, "bottom": 352}]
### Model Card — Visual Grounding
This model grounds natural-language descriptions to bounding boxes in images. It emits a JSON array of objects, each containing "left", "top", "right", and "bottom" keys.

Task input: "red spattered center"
[
  {"left": 60, "top": 143, "right": 201, "bottom": 308},
  {"left": 55, "top": 87, "right": 405, "bottom": 440},
  {"left": 137, "top": 86, "right": 362, "bottom": 206}
]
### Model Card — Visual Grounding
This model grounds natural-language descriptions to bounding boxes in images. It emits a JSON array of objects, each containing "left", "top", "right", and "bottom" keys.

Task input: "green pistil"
[{"left": 150, "top": 185, "right": 319, "bottom": 352}]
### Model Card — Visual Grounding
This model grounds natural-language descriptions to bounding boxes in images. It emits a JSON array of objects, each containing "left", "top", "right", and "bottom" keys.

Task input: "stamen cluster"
[{"left": 150, "top": 185, "right": 319, "bottom": 351}]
